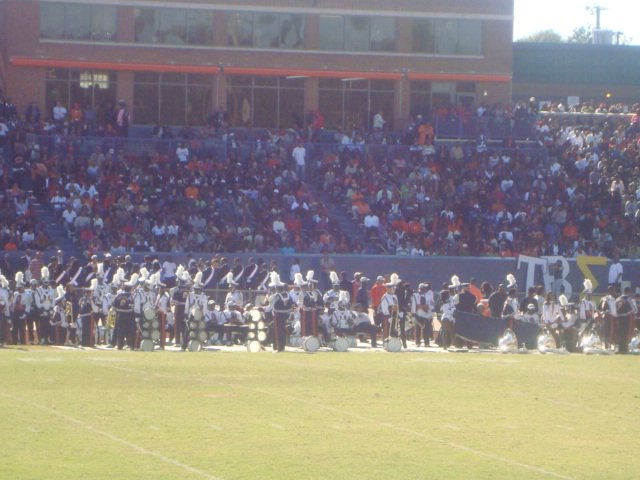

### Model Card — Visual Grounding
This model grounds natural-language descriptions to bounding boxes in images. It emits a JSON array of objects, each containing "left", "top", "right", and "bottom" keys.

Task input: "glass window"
[
  {"left": 318, "top": 89, "right": 342, "bottom": 129},
  {"left": 254, "top": 76, "right": 277, "bottom": 87},
  {"left": 160, "top": 85, "right": 186, "bottom": 125},
  {"left": 283, "top": 77, "right": 304, "bottom": 88},
  {"left": 187, "top": 10, "right": 214, "bottom": 46},
  {"left": 253, "top": 88, "right": 278, "bottom": 127},
  {"left": 65, "top": 5, "right": 91, "bottom": 40},
  {"left": 134, "top": 83, "right": 159, "bottom": 124},
  {"left": 254, "top": 13, "right": 279, "bottom": 48},
  {"left": 158, "top": 8, "right": 186, "bottom": 45},
  {"left": 344, "top": 16, "right": 370, "bottom": 52},
  {"left": 46, "top": 69, "right": 116, "bottom": 125},
  {"left": 186, "top": 86, "right": 213, "bottom": 125},
  {"left": 92, "top": 6, "right": 117, "bottom": 41},
  {"left": 435, "top": 19, "right": 457, "bottom": 55},
  {"left": 187, "top": 74, "right": 213, "bottom": 86},
  {"left": 319, "top": 15, "right": 344, "bottom": 50},
  {"left": 228, "top": 76, "right": 252, "bottom": 87},
  {"left": 227, "top": 12, "right": 253, "bottom": 47},
  {"left": 411, "top": 19, "right": 435, "bottom": 53},
  {"left": 411, "top": 80, "right": 431, "bottom": 92},
  {"left": 280, "top": 14, "right": 304, "bottom": 49},
  {"left": 227, "top": 86, "right": 252, "bottom": 126},
  {"left": 457, "top": 82, "right": 476, "bottom": 93},
  {"left": 134, "top": 8, "right": 159, "bottom": 43},
  {"left": 40, "top": 3, "right": 65, "bottom": 39},
  {"left": 458, "top": 20, "right": 482, "bottom": 55},
  {"left": 370, "top": 17, "right": 395, "bottom": 52},
  {"left": 134, "top": 72, "right": 159, "bottom": 83},
  {"left": 319, "top": 78, "right": 342, "bottom": 89},
  {"left": 279, "top": 87, "right": 304, "bottom": 129},
  {"left": 161, "top": 73, "right": 186, "bottom": 84}
]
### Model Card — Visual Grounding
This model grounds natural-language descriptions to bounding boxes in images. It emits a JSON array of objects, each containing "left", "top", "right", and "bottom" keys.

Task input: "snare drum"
[
  {"left": 384, "top": 337, "right": 402, "bottom": 353},
  {"left": 197, "top": 331, "right": 208, "bottom": 342},
  {"left": 346, "top": 336, "right": 357, "bottom": 348},
  {"left": 151, "top": 330, "right": 161, "bottom": 341},
  {"left": 289, "top": 335, "right": 303, "bottom": 348},
  {"left": 303, "top": 336, "right": 320, "bottom": 353},
  {"left": 332, "top": 336, "right": 349, "bottom": 352},
  {"left": 257, "top": 330, "right": 267, "bottom": 342}
]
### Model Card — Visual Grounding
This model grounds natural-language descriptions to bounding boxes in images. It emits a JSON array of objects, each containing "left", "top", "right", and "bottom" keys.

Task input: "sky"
[{"left": 513, "top": 0, "right": 640, "bottom": 45}]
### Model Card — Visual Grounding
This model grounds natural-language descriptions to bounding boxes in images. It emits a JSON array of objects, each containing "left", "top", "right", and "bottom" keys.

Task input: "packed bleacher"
[{"left": 1, "top": 92, "right": 640, "bottom": 260}]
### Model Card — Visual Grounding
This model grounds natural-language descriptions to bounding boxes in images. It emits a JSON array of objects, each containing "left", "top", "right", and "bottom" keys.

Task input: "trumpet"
[
  {"left": 107, "top": 307, "right": 116, "bottom": 329},
  {"left": 65, "top": 301, "right": 76, "bottom": 328}
]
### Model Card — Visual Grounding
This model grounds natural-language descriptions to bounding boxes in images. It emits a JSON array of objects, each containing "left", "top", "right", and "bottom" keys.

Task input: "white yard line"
[
  {"left": 102, "top": 363, "right": 574, "bottom": 480},
  {"left": 0, "top": 391, "right": 223, "bottom": 480}
]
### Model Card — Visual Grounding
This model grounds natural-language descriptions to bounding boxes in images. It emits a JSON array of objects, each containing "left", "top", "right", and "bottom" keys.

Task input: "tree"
[
  {"left": 517, "top": 29, "right": 563, "bottom": 43},
  {"left": 567, "top": 26, "right": 592, "bottom": 44}
]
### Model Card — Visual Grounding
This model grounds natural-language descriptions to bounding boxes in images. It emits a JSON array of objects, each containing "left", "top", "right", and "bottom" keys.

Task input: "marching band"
[{"left": 0, "top": 256, "right": 639, "bottom": 355}]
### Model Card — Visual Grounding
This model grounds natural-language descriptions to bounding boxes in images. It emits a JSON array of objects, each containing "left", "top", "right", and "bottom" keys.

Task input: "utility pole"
[{"left": 586, "top": 5, "right": 606, "bottom": 29}]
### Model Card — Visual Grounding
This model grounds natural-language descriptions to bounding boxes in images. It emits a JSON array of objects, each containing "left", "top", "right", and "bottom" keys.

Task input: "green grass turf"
[{"left": 0, "top": 347, "right": 639, "bottom": 480}]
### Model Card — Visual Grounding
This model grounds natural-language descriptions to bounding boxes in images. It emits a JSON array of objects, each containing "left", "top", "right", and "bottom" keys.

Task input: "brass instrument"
[
  {"left": 65, "top": 301, "right": 75, "bottom": 328},
  {"left": 107, "top": 307, "right": 116, "bottom": 329}
]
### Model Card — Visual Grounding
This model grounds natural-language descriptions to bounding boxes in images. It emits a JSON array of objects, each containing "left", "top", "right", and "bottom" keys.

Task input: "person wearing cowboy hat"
[
  {"left": 378, "top": 273, "right": 401, "bottom": 342},
  {"left": 268, "top": 272, "right": 293, "bottom": 352}
]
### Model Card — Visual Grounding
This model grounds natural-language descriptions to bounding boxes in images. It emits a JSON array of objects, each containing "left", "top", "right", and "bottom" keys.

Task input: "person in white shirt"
[
  {"left": 541, "top": 292, "right": 564, "bottom": 347},
  {"left": 608, "top": 254, "right": 623, "bottom": 293},
  {"left": 176, "top": 143, "right": 190, "bottom": 163},
  {"left": 373, "top": 110, "right": 386, "bottom": 131},
  {"left": 291, "top": 142, "right": 306, "bottom": 181},
  {"left": 52, "top": 101, "right": 67, "bottom": 123}
]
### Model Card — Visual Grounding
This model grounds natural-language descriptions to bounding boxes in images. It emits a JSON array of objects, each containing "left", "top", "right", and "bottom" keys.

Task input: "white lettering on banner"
[{"left": 517, "top": 255, "right": 572, "bottom": 296}]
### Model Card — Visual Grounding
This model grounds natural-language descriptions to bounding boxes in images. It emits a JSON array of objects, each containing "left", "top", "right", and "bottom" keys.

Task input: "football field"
[{"left": 1, "top": 346, "right": 639, "bottom": 480}]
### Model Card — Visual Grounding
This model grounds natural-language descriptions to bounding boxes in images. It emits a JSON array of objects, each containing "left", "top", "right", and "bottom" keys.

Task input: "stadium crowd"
[{"left": 1, "top": 92, "right": 640, "bottom": 260}]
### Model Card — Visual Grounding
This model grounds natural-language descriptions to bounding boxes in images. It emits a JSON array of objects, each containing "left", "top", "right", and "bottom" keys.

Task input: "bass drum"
[
  {"left": 139, "top": 339, "right": 154, "bottom": 352},
  {"left": 384, "top": 337, "right": 402, "bottom": 353},
  {"left": 303, "top": 336, "right": 320, "bottom": 353},
  {"left": 143, "top": 307, "right": 157, "bottom": 321},
  {"left": 187, "top": 340, "right": 201, "bottom": 352},
  {"left": 332, "top": 337, "right": 349, "bottom": 352},
  {"left": 191, "top": 307, "right": 204, "bottom": 322},
  {"left": 247, "top": 340, "right": 262, "bottom": 353}
]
